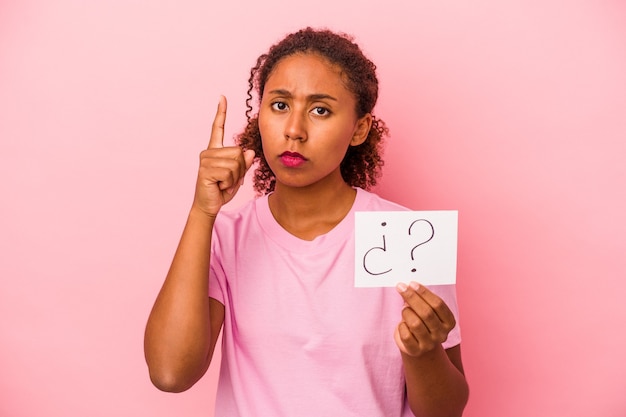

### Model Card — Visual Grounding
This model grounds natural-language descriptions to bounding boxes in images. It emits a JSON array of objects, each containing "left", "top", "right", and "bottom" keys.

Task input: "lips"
[{"left": 279, "top": 151, "right": 307, "bottom": 168}]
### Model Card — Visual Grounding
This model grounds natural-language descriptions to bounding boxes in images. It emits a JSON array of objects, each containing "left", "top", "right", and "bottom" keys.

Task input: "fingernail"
[
  {"left": 396, "top": 282, "right": 408, "bottom": 293},
  {"left": 409, "top": 281, "right": 420, "bottom": 291}
]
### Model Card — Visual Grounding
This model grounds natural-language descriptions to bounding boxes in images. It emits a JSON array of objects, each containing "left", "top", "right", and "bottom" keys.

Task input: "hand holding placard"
[{"left": 354, "top": 211, "right": 458, "bottom": 287}]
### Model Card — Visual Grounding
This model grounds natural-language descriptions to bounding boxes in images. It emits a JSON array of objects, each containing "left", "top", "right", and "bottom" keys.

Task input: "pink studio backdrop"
[{"left": 1, "top": 1, "right": 625, "bottom": 416}]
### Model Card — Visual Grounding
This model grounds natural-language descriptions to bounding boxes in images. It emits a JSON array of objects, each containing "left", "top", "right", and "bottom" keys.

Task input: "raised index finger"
[{"left": 208, "top": 95, "right": 227, "bottom": 149}]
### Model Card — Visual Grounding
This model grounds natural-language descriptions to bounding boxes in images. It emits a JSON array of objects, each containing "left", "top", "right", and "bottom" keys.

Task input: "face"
[{"left": 258, "top": 53, "right": 371, "bottom": 191}]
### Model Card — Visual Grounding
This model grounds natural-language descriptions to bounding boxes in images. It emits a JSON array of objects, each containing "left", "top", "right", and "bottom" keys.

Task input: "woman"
[{"left": 144, "top": 27, "right": 469, "bottom": 417}]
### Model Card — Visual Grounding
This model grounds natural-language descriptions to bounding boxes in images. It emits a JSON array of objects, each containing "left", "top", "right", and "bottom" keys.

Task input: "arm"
[
  {"left": 143, "top": 96, "right": 255, "bottom": 392},
  {"left": 143, "top": 210, "right": 223, "bottom": 392},
  {"left": 395, "top": 282, "right": 469, "bottom": 417}
]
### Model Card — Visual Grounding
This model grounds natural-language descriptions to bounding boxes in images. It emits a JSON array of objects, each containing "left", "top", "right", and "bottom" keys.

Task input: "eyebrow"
[{"left": 267, "top": 89, "right": 338, "bottom": 102}]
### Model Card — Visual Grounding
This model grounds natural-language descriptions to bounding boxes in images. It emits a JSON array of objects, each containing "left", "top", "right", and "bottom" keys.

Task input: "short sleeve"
[{"left": 208, "top": 231, "right": 226, "bottom": 305}]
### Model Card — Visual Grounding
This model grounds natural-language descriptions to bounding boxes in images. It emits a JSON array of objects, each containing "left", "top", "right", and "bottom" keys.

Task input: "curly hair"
[{"left": 237, "top": 27, "right": 389, "bottom": 194}]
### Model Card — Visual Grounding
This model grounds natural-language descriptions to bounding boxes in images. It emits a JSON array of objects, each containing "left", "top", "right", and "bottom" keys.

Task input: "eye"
[
  {"left": 311, "top": 107, "right": 330, "bottom": 116},
  {"left": 271, "top": 101, "right": 288, "bottom": 111}
]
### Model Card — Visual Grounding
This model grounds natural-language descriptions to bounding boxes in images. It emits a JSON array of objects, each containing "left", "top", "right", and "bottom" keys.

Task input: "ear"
[{"left": 350, "top": 113, "right": 372, "bottom": 146}]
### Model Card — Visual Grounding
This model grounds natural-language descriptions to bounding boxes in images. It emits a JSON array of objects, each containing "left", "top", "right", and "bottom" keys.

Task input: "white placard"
[{"left": 354, "top": 211, "right": 458, "bottom": 287}]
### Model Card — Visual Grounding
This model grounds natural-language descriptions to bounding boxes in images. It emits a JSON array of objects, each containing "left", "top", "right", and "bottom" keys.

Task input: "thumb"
[
  {"left": 243, "top": 149, "right": 256, "bottom": 171},
  {"left": 394, "top": 326, "right": 410, "bottom": 356}
]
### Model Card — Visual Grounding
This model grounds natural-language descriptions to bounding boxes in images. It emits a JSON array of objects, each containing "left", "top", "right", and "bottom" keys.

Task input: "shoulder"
[
  {"left": 216, "top": 193, "right": 267, "bottom": 221},
  {"left": 212, "top": 196, "right": 264, "bottom": 240},
  {"left": 355, "top": 188, "right": 411, "bottom": 212}
]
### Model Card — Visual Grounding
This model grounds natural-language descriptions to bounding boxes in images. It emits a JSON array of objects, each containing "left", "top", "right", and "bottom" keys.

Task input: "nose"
[{"left": 284, "top": 110, "right": 307, "bottom": 142}]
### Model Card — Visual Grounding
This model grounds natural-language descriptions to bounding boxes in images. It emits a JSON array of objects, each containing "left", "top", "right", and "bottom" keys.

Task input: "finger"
[
  {"left": 399, "top": 300, "right": 450, "bottom": 348},
  {"left": 199, "top": 153, "right": 242, "bottom": 189},
  {"left": 230, "top": 148, "right": 256, "bottom": 190},
  {"left": 395, "top": 322, "right": 420, "bottom": 355},
  {"left": 208, "top": 95, "right": 227, "bottom": 149},
  {"left": 239, "top": 149, "right": 256, "bottom": 186},
  {"left": 209, "top": 147, "right": 253, "bottom": 188},
  {"left": 401, "top": 306, "right": 431, "bottom": 339},
  {"left": 408, "top": 282, "right": 456, "bottom": 325},
  {"left": 396, "top": 282, "right": 456, "bottom": 334},
  {"left": 202, "top": 166, "right": 237, "bottom": 191}
]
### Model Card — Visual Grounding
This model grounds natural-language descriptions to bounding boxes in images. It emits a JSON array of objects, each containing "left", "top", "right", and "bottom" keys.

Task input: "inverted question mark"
[
  {"left": 408, "top": 219, "right": 435, "bottom": 273},
  {"left": 362, "top": 221, "right": 392, "bottom": 276}
]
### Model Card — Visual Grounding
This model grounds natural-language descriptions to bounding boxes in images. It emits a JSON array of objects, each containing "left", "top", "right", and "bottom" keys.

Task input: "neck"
[{"left": 268, "top": 176, "right": 357, "bottom": 240}]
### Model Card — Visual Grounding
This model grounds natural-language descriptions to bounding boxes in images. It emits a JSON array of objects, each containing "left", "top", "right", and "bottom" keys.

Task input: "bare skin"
[
  {"left": 259, "top": 54, "right": 469, "bottom": 416},
  {"left": 143, "top": 96, "right": 253, "bottom": 392},
  {"left": 396, "top": 282, "right": 469, "bottom": 417},
  {"left": 144, "top": 53, "right": 468, "bottom": 416},
  {"left": 258, "top": 54, "right": 372, "bottom": 240}
]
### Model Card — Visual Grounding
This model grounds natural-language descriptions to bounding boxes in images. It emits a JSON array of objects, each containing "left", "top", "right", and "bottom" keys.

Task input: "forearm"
[
  {"left": 144, "top": 208, "right": 217, "bottom": 392},
  {"left": 403, "top": 346, "right": 469, "bottom": 417}
]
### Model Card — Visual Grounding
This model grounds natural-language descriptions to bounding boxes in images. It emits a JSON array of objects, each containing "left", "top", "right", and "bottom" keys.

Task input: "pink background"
[{"left": 1, "top": 1, "right": 625, "bottom": 416}]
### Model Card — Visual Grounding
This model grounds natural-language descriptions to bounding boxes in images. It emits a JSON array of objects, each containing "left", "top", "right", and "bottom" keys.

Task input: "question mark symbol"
[
  {"left": 408, "top": 219, "right": 435, "bottom": 273},
  {"left": 362, "top": 221, "right": 392, "bottom": 276}
]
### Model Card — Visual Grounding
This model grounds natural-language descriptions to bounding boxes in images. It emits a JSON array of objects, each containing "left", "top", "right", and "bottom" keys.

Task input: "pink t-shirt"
[{"left": 208, "top": 188, "right": 461, "bottom": 417}]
